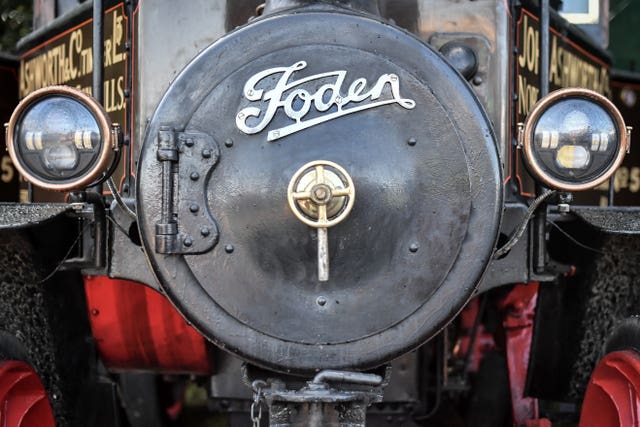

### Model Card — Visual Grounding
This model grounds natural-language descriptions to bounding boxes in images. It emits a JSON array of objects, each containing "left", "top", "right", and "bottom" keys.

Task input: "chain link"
[{"left": 250, "top": 380, "right": 267, "bottom": 427}]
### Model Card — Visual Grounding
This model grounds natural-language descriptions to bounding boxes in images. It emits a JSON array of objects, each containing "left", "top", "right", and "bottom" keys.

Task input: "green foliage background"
[
  {"left": 0, "top": 0, "right": 32, "bottom": 52},
  {"left": 610, "top": 0, "right": 640, "bottom": 71}
]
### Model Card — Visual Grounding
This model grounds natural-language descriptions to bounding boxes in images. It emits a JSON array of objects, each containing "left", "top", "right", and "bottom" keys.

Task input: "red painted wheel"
[
  {"left": 579, "top": 350, "right": 640, "bottom": 427},
  {"left": 0, "top": 360, "right": 55, "bottom": 427}
]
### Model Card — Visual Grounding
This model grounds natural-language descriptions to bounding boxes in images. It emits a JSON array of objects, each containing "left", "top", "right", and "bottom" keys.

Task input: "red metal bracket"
[{"left": 500, "top": 282, "right": 552, "bottom": 427}]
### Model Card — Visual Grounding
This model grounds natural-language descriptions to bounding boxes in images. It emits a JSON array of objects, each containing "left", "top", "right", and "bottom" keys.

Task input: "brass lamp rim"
[
  {"left": 522, "top": 87, "right": 628, "bottom": 192},
  {"left": 6, "top": 85, "right": 114, "bottom": 191}
]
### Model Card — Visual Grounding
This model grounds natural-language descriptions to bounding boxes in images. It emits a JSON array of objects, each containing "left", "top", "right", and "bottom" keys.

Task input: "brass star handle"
[{"left": 287, "top": 160, "right": 355, "bottom": 281}]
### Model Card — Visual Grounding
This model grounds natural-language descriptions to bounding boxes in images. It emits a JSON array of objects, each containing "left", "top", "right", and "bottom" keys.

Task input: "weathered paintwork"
[{"left": 136, "top": 5, "right": 502, "bottom": 372}]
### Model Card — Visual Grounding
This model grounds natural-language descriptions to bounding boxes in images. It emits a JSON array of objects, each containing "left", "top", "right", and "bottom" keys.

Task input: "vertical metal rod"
[
  {"left": 85, "top": 191, "right": 106, "bottom": 268},
  {"left": 90, "top": 0, "right": 105, "bottom": 195},
  {"left": 124, "top": 0, "right": 134, "bottom": 193},
  {"left": 308, "top": 403, "right": 325, "bottom": 427},
  {"left": 533, "top": 0, "right": 551, "bottom": 274},
  {"left": 160, "top": 162, "right": 174, "bottom": 225},
  {"left": 318, "top": 227, "right": 329, "bottom": 281},
  {"left": 442, "top": 327, "right": 449, "bottom": 388},
  {"left": 317, "top": 196, "right": 329, "bottom": 281},
  {"left": 533, "top": 211, "right": 546, "bottom": 273},
  {"left": 539, "top": 0, "right": 550, "bottom": 97},
  {"left": 93, "top": 0, "right": 104, "bottom": 104},
  {"left": 608, "top": 175, "right": 615, "bottom": 206}
]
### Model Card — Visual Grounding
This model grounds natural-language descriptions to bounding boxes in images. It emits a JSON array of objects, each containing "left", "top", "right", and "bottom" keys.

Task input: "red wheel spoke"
[
  {"left": 0, "top": 361, "right": 55, "bottom": 427},
  {"left": 580, "top": 350, "right": 640, "bottom": 427}
]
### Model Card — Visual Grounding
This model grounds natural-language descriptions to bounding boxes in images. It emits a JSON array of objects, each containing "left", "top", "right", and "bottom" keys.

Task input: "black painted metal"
[
  {"left": 154, "top": 129, "right": 220, "bottom": 254},
  {"left": 123, "top": 0, "right": 135, "bottom": 194},
  {"left": 533, "top": 0, "right": 551, "bottom": 275},
  {"left": 540, "top": 0, "right": 549, "bottom": 98},
  {"left": 137, "top": 7, "right": 502, "bottom": 373},
  {"left": 608, "top": 176, "right": 615, "bottom": 206},
  {"left": 86, "top": 192, "right": 106, "bottom": 269},
  {"left": 252, "top": 369, "right": 385, "bottom": 426},
  {"left": 91, "top": 0, "right": 104, "bottom": 196},
  {"left": 479, "top": 204, "right": 531, "bottom": 292},
  {"left": 108, "top": 198, "right": 160, "bottom": 289},
  {"left": 93, "top": 0, "right": 103, "bottom": 105},
  {"left": 53, "top": 194, "right": 106, "bottom": 272},
  {"left": 0, "top": 203, "right": 72, "bottom": 229},
  {"left": 572, "top": 206, "right": 640, "bottom": 234},
  {"left": 267, "top": 385, "right": 377, "bottom": 426},
  {"left": 438, "top": 41, "right": 478, "bottom": 81}
]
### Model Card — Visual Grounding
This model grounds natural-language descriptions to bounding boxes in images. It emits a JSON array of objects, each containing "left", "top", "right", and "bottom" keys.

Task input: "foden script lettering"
[{"left": 236, "top": 61, "right": 416, "bottom": 141}]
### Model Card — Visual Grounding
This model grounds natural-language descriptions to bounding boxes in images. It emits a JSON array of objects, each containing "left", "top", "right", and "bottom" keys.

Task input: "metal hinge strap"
[
  {"left": 156, "top": 127, "right": 179, "bottom": 253},
  {"left": 154, "top": 127, "right": 220, "bottom": 255}
]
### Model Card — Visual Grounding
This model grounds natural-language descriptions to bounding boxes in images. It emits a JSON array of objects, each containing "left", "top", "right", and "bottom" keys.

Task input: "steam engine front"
[{"left": 0, "top": 0, "right": 635, "bottom": 426}]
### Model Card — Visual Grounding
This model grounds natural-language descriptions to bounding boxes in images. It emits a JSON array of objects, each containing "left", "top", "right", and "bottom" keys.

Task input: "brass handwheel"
[{"left": 287, "top": 160, "right": 355, "bottom": 281}]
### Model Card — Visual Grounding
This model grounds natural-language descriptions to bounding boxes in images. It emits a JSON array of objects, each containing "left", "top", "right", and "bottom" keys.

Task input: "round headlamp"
[
  {"left": 522, "top": 88, "right": 629, "bottom": 191},
  {"left": 6, "top": 86, "right": 116, "bottom": 191}
]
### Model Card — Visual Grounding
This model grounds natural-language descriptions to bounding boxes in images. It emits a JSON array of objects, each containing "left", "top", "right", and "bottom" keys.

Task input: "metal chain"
[{"left": 250, "top": 380, "right": 267, "bottom": 427}]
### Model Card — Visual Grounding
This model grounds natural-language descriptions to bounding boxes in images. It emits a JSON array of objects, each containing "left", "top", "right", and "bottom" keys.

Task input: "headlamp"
[
  {"left": 521, "top": 88, "right": 630, "bottom": 191},
  {"left": 5, "top": 86, "right": 116, "bottom": 191}
]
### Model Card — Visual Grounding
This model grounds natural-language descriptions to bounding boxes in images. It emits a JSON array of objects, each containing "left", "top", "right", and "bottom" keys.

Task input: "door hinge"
[{"left": 155, "top": 126, "right": 220, "bottom": 254}]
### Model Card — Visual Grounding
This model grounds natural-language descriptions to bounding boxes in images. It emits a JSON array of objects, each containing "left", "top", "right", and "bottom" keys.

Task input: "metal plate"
[
  {"left": 0, "top": 202, "right": 72, "bottom": 229},
  {"left": 137, "top": 8, "right": 502, "bottom": 373}
]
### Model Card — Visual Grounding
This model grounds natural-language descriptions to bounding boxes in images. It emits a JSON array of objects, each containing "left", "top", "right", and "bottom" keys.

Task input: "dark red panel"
[{"left": 84, "top": 276, "right": 212, "bottom": 374}]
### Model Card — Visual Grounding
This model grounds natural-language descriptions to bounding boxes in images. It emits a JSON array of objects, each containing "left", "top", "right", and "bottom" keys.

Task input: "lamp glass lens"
[
  {"left": 532, "top": 97, "right": 618, "bottom": 184},
  {"left": 15, "top": 95, "right": 102, "bottom": 183}
]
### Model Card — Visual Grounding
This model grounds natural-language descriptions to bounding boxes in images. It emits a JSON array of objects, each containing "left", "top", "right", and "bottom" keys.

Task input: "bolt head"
[
  {"left": 190, "top": 172, "right": 200, "bottom": 181},
  {"left": 309, "top": 183, "right": 332, "bottom": 205},
  {"left": 314, "top": 188, "right": 327, "bottom": 199},
  {"left": 184, "top": 237, "right": 193, "bottom": 247}
]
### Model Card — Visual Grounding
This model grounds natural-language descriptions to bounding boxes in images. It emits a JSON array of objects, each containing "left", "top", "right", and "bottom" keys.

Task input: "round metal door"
[{"left": 137, "top": 7, "right": 502, "bottom": 373}]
